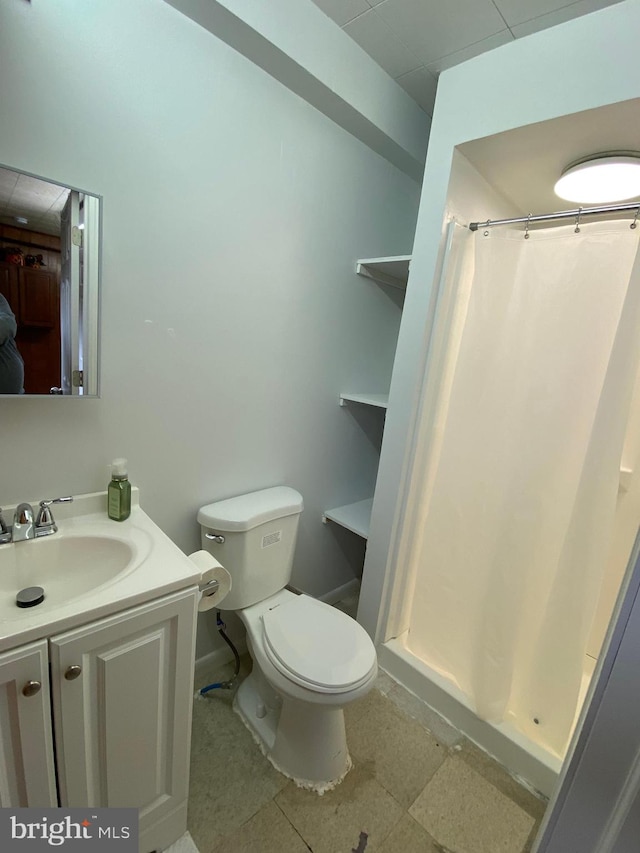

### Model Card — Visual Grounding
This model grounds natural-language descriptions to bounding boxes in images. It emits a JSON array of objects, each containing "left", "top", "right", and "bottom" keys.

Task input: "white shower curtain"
[{"left": 407, "top": 220, "right": 640, "bottom": 757}]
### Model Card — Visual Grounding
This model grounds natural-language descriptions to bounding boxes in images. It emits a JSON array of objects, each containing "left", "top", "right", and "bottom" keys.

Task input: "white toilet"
[{"left": 198, "top": 486, "right": 377, "bottom": 791}]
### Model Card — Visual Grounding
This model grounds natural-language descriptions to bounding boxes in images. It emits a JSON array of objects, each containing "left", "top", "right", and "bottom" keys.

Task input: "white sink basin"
[
  {"left": 0, "top": 534, "right": 139, "bottom": 620},
  {"left": 0, "top": 491, "right": 201, "bottom": 649}
]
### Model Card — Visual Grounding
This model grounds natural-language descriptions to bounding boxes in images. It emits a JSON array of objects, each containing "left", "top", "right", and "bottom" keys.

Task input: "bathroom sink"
[
  {"left": 0, "top": 490, "right": 201, "bottom": 648},
  {"left": 0, "top": 534, "right": 138, "bottom": 619}
]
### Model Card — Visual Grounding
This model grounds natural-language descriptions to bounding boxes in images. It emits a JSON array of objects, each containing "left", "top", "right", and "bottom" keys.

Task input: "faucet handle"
[
  {"left": 35, "top": 496, "right": 74, "bottom": 533},
  {"left": 0, "top": 509, "right": 10, "bottom": 544}
]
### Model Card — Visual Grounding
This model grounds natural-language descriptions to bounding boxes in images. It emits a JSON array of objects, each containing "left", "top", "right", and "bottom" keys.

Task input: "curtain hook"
[
  {"left": 631, "top": 207, "right": 640, "bottom": 230},
  {"left": 575, "top": 207, "right": 582, "bottom": 233},
  {"left": 524, "top": 214, "right": 532, "bottom": 240},
  {"left": 483, "top": 219, "right": 491, "bottom": 237}
]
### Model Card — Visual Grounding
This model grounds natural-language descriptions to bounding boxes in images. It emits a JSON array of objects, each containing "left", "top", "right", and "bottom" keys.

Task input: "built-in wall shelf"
[
  {"left": 325, "top": 253, "right": 408, "bottom": 546},
  {"left": 339, "top": 392, "right": 389, "bottom": 409},
  {"left": 620, "top": 467, "right": 633, "bottom": 493},
  {"left": 356, "top": 255, "right": 411, "bottom": 289},
  {"left": 322, "top": 498, "right": 373, "bottom": 539}
]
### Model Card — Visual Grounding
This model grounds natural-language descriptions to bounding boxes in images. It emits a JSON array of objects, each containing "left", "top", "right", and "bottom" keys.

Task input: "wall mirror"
[{"left": 0, "top": 165, "right": 100, "bottom": 397}]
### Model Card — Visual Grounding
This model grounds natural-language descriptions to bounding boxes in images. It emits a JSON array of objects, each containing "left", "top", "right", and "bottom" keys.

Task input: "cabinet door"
[
  {"left": 50, "top": 589, "right": 197, "bottom": 833},
  {"left": 0, "top": 262, "right": 19, "bottom": 311},
  {"left": 0, "top": 640, "right": 57, "bottom": 807},
  {"left": 18, "top": 267, "right": 58, "bottom": 328}
]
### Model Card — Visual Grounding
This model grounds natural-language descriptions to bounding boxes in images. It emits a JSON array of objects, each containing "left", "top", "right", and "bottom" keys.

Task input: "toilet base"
[{"left": 233, "top": 672, "right": 352, "bottom": 793}]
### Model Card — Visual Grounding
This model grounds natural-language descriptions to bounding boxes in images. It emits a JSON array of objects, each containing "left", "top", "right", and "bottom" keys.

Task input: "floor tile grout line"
[
  {"left": 273, "top": 796, "right": 315, "bottom": 852},
  {"left": 376, "top": 807, "right": 416, "bottom": 851}
]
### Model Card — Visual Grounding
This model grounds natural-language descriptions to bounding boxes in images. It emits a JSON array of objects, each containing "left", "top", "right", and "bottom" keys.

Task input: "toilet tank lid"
[{"left": 197, "top": 486, "right": 304, "bottom": 532}]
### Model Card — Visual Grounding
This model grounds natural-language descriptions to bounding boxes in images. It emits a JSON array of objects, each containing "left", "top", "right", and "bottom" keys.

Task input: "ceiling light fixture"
[{"left": 554, "top": 152, "right": 640, "bottom": 204}]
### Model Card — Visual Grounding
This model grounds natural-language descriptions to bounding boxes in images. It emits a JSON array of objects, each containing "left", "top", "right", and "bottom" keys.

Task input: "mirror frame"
[{"left": 0, "top": 163, "right": 102, "bottom": 398}]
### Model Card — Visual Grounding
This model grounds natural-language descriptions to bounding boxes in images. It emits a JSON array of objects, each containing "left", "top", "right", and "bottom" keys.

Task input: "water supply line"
[{"left": 199, "top": 611, "right": 241, "bottom": 695}]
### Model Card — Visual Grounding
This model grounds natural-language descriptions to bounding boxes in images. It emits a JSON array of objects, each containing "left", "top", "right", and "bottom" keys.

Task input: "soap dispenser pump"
[{"left": 108, "top": 458, "right": 131, "bottom": 521}]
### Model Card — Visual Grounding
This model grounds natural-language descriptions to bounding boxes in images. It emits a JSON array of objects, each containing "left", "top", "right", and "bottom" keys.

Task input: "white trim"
[
  {"left": 82, "top": 193, "right": 100, "bottom": 396},
  {"left": 317, "top": 578, "right": 360, "bottom": 606}
]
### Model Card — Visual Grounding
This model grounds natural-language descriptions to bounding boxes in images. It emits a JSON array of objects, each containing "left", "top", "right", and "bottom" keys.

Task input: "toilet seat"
[{"left": 261, "top": 594, "right": 376, "bottom": 694}]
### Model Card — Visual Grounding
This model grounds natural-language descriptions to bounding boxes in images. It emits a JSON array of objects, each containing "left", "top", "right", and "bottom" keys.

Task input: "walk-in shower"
[{"left": 379, "top": 209, "right": 640, "bottom": 796}]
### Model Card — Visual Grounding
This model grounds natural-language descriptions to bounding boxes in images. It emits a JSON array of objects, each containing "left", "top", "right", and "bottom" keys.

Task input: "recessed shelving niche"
[{"left": 323, "top": 255, "right": 410, "bottom": 539}]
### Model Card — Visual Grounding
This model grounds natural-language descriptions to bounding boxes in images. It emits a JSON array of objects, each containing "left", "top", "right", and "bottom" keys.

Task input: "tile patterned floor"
[{"left": 187, "top": 651, "right": 547, "bottom": 853}]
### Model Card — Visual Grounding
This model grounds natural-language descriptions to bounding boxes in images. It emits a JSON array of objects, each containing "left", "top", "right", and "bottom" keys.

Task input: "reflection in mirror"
[{"left": 0, "top": 166, "right": 100, "bottom": 396}]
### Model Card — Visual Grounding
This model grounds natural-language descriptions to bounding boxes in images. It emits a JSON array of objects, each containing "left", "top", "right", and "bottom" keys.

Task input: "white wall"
[
  {"left": 360, "top": 0, "right": 640, "bottom": 640},
  {"left": 445, "top": 149, "right": 520, "bottom": 224},
  {"left": 164, "top": 0, "right": 430, "bottom": 179},
  {"left": 0, "top": 0, "right": 421, "bottom": 658}
]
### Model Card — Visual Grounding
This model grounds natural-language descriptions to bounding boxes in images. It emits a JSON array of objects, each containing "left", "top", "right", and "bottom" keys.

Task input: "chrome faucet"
[
  {"left": 12, "top": 503, "right": 35, "bottom": 542},
  {"left": 0, "top": 496, "right": 74, "bottom": 544}
]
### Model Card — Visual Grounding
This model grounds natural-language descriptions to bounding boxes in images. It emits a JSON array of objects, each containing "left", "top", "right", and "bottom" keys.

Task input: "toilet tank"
[{"left": 197, "top": 486, "right": 304, "bottom": 611}]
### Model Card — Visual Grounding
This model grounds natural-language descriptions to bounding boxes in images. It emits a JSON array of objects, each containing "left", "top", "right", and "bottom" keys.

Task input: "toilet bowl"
[
  {"left": 233, "top": 589, "right": 377, "bottom": 790},
  {"left": 197, "top": 487, "right": 378, "bottom": 791}
]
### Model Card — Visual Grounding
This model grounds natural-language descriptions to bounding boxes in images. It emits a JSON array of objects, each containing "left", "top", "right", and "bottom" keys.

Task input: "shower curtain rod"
[{"left": 468, "top": 201, "right": 640, "bottom": 232}]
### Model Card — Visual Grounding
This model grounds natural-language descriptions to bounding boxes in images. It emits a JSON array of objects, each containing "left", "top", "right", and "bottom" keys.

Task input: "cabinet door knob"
[
  {"left": 22, "top": 680, "right": 42, "bottom": 697},
  {"left": 64, "top": 665, "right": 82, "bottom": 681}
]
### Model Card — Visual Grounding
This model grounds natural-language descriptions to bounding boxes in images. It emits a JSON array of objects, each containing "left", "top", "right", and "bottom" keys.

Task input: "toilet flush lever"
[{"left": 205, "top": 533, "right": 225, "bottom": 544}]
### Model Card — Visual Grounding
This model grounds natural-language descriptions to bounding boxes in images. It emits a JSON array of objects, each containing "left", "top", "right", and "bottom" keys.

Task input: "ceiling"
[
  {"left": 0, "top": 167, "right": 69, "bottom": 237},
  {"left": 459, "top": 97, "right": 640, "bottom": 216},
  {"left": 2, "top": 3, "right": 632, "bottom": 232},
  {"left": 310, "top": 0, "right": 624, "bottom": 116}
]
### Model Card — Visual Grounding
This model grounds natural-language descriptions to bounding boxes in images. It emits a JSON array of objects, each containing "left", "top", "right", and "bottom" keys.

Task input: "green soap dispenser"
[{"left": 108, "top": 458, "right": 131, "bottom": 521}]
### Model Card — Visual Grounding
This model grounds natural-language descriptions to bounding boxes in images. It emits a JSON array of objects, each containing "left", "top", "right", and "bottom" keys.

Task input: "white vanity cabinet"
[
  {"left": 0, "top": 639, "right": 57, "bottom": 807},
  {"left": 0, "top": 587, "right": 198, "bottom": 852}
]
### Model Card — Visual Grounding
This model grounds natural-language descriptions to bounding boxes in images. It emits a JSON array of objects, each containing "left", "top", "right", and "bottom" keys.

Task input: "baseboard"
[
  {"left": 139, "top": 800, "right": 187, "bottom": 853},
  {"left": 194, "top": 639, "right": 248, "bottom": 683},
  {"left": 318, "top": 578, "right": 361, "bottom": 606}
]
